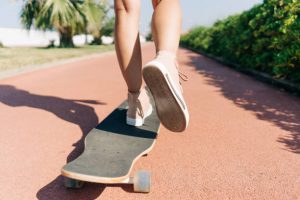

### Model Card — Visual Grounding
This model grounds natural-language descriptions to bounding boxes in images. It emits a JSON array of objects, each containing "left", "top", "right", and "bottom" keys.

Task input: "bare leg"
[
  {"left": 114, "top": 0, "right": 142, "bottom": 93},
  {"left": 114, "top": 0, "right": 152, "bottom": 127},
  {"left": 142, "top": 0, "right": 189, "bottom": 132},
  {"left": 151, "top": 0, "right": 182, "bottom": 54}
]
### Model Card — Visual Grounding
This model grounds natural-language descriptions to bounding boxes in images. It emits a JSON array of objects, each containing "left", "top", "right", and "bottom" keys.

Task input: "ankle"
[
  {"left": 128, "top": 90, "right": 140, "bottom": 94},
  {"left": 156, "top": 50, "right": 176, "bottom": 60}
]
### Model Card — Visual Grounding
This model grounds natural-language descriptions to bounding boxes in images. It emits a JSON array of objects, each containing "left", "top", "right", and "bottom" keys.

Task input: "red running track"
[{"left": 0, "top": 43, "right": 299, "bottom": 200}]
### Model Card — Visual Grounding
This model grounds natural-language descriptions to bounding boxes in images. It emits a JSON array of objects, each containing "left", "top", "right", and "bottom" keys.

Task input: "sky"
[{"left": 0, "top": 0, "right": 262, "bottom": 34}]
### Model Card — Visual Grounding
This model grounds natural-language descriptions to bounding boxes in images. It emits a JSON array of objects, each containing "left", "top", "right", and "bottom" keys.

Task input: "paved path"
[{"left": 0, "top": 43, "right": 299, "bottom": 200}]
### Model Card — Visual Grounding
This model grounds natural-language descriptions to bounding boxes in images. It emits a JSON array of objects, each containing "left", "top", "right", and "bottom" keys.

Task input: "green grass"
[{"left": 0, "top": 45, "right": 114, "bottom": 72}]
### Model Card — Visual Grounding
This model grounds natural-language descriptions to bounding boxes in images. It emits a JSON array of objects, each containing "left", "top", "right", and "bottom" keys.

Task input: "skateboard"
[{"left": 61, "top": 93, "right": 160, "bottom": 193}]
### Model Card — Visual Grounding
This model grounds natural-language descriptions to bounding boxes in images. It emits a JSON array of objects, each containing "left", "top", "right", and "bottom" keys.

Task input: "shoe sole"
[{"left": 143, "top": 61, "right": 189, "bottom": 132}]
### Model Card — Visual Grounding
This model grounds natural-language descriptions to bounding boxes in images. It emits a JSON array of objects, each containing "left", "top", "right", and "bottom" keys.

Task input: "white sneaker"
[
  {"left": 127, "top": 88, "right": 153, "bottom": 126},
  {"left": 143, "top": 50, "right": 189, "bottom": 132}
]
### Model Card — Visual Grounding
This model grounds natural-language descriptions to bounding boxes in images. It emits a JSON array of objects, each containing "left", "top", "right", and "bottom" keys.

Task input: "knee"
[
  {"left": 114, "top": 0, "right": 140, "bottom": 15},
  {"left": 152, "top": 0, "right": 161, "bottom": 8}
]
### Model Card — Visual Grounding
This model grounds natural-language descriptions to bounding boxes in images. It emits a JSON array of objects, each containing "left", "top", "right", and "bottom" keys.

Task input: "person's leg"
[
  {"left": 114, "top": 0, "right": 152, "bottom": 126},
  {"left": 142, "top": 0, "right": 189, "bottom": 132},
  {"left": 151, "top": 0, "right": 182, "bottom": 54},
  {"left": 114, "top": 0, "right": 142, "bottom": 93}
]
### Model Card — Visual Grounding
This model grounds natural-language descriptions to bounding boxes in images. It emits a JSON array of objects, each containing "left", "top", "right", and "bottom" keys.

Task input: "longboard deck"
[{"left": 61, "top": 97, "right": 160, "bottom": 184}]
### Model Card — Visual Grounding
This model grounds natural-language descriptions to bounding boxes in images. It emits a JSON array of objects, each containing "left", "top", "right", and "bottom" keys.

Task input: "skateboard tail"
[{"left": 61, "top": 138, "right": 157, "bottom": 184}]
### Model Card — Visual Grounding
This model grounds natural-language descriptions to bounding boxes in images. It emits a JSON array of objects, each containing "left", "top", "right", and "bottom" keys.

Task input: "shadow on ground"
[
  {"left": 182, "top": 50, "right": 300, "bottom": 154},
  {"left": 36, "top": 176, "right": 134, "bottom": 200},
  {"left": 0, "top": 85, "right": 133, "bottom": 199}
]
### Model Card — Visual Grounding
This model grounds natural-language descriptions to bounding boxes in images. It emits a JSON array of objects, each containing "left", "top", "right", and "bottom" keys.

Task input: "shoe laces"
[
  {"left": 129, "top": 91, "right": 145, "bottom": 118},
  {"left": 136, "top": 99, "right": 144, "bottom": 118},
  {"left": 179, "top": 71, "right": 188, "bottom": 82},
  {"left": 175, "top": 61, "right": 188, "bottom": 84}
]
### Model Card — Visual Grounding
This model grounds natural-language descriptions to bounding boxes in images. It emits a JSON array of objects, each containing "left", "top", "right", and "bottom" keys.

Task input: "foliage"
[
  {"left": 21, "top": 0, "right": 107, "bottom": 47},
  {"left": 100, "top": 16, "right": 115, "bottom": 37},
  {"left": 91, "top": 3, "right": 114, "bottom": 45},
  {"left": 81, "top": 0, "right": 106, "bottom": 38},
  {"left": 181, "top": 0, "right": 300, "bottom": 83},
  {"left": 146, "top": 32, "right": 152, "bottom": 41},
  {"left": 91, "top": 15, "right": 115, "bottom": 45}
]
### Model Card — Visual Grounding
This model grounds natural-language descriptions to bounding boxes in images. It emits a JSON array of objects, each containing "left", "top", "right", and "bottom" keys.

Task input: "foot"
[
  {"left": 142, "top": 50, "right": 189, "bottom": 132},
  {"left": 127, "top": 88, "right": 153, "bottom": 126}
]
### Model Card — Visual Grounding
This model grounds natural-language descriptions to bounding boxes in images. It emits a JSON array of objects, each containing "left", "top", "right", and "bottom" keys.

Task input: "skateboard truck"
[{"left": 64, "top": 170, "right": 151, "bottom": 193}]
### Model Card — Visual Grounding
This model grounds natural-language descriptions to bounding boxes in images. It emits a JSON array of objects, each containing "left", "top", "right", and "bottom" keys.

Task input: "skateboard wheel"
[
  {"left": 133, "top": 170, "right": 151, "bottom": 193},
  {"left": 63, "top": 177, "right": 84, "bottom": 189}
]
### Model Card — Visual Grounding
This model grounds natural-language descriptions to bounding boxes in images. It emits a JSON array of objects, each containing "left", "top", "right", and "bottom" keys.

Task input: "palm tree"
[
  {"left": 21, "top": 0, "right": 107, "bottom": 47},
  {"left": 81, "top": 0, "right": 106, "bottom": 44}
]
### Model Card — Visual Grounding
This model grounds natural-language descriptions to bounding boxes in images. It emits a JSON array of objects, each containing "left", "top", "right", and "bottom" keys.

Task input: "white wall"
[
  {"left": 0, "top": 28, "right": 59, "bottom": 47},
  {"left": 0, "top": 28, "right": 94, "bottom": 47}
]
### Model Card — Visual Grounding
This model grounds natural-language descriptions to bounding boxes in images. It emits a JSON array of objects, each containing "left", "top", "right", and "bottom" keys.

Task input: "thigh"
[{"left": 114, "top": 0, "right": 140, "bottom": 12}]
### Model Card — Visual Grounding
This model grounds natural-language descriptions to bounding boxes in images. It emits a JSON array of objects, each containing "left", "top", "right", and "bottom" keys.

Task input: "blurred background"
[
  {"left": 0, "top": 0, "right": 298, "bottom": 86},
  {"left": 0, "top": 0, "right": 261, "bottom": 47}
]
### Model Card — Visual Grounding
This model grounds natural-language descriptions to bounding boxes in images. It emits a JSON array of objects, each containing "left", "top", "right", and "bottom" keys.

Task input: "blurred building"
[
  {"left": 0, "top": 27, "right": 148, "bottom": 47},
  {"left": 0, "top": 28, "right": 58, "bottom": 47},
  {"left": 0, "top": 28, "right": 93, "bottom": 47}
]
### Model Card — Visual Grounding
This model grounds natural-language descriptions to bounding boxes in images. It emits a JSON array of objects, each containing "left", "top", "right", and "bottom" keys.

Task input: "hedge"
[{"left": 180, "top": 0, "right": 300, "bottom": 84}]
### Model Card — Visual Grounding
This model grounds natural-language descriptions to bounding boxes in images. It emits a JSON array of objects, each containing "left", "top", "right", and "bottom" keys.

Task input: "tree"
[
  {"left": 81, "top": 0, "right": 106, "bottom": 44},
  {"left": 100, "top": 16, "right": 115, "bottom": 37},
  {"left": 21, "top": 0, "right": 107, "bottom": 47},
  {"left": 91, "top": 3, "right": 114, "bottom": 45}
]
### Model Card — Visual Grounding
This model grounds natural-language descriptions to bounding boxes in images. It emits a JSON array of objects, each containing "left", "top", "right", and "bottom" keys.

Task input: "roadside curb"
[{"left": 181, "top": 45, "right": 300, "bottom": 96}]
